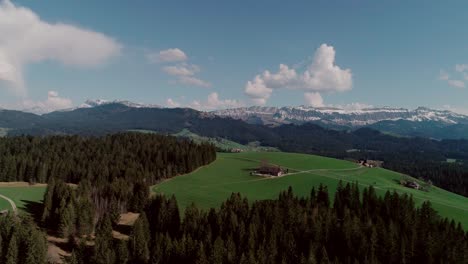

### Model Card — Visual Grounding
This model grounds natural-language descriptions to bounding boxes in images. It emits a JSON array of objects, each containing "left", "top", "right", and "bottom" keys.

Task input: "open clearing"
[
  {"left": 0, "top": 185, "right": 46, "bottom": 211},
  {"left": 154, "top": 152, "right": 468, "bottom": 228}
]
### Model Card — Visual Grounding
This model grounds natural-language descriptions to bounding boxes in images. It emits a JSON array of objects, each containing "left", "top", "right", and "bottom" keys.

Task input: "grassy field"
[
  {"left": 0, "top": 185, "right": 47, "bottom": 211},
  {"left": 154, "top": 152, "right": 468, "bottom": 229}
]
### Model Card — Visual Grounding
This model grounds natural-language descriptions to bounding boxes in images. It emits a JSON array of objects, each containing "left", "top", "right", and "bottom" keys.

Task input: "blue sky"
[{"left": 0, "top": 0, "right": 467, "bottom": 113}]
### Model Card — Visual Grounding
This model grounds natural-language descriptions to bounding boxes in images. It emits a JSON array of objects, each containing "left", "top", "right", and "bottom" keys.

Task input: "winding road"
[{"left": 0, "top": 194, "right": 17, "bottom": 215}]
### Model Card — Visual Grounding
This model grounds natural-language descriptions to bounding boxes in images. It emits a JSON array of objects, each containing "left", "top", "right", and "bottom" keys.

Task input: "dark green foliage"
[
  {"left": 2, "top": 133, "right": 215, "bottom": 235},
  {"left": 94, "top": 214, "right": 115, "bottom": 264},
  {"left": 130, "top": 213, "right": 150, "bottom": 263},
  {"left": 127, "top": 184, "right": 468, "bottom": 264},
  {"left": 0, "top": 215, "right": 47, "bottom": 264},
  {"left": 0, "top": 133, "right": 216, "bottom": 186}
]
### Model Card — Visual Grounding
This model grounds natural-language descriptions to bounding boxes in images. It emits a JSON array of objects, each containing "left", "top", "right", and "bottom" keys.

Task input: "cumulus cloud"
[
  {"left": 166, "top": 98, "right": 181, "bottom": 108},
  {"left": 147, "top": 48, "right": 187, "bottom": 63},
  {"left": 439, "top": 67, "right": 467, "bottom": 88},
  {"left": 154, "top": 48, "right": 211, "bottom": 88},
  {"left": 0, "top": 0, "right": 122, "bottom": 95},
  {"left": 18, "top": 90, "right": 73, "bottom": 114},
  {"left": 244, "top": 44, "right": 352, "bottom": 105},
  {"left": 166, "top": 92, "right": 243, "bottom": 110},
  {"left": 304, "top": 92, "right": 324, "bottom": 107},
  {"left": 163, "top": 63, "right": 200, "bottom": 76}
]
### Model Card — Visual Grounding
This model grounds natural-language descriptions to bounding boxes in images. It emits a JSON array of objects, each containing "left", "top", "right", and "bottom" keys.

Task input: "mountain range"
[
  {"left": 213, "top": 105, "right": 468, "bottom": 126},
  {"left": 1, "top": 100, "right": 468, "bottom": 140}
]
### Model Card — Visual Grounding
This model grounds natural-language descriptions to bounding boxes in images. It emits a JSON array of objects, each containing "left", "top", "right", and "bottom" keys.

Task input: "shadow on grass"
[{"left": 21, "top": 199, "right": 44, "bottom": 227}]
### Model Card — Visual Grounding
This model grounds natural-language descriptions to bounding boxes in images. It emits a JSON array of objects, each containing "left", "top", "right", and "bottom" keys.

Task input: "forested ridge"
[
  {"left": 0, "top": 133, "right": 216, "bottom": 232},
  {"left": 0, "top": 133, "right": 216, "bottom": 185},
  {"left": 68, "top": 183, "right": 468, "bottom": 264}
]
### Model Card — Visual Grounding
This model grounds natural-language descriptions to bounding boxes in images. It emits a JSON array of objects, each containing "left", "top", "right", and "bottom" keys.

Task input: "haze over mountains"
[{"left": 1, "top": 99, "right": 468, "bottom": 140}]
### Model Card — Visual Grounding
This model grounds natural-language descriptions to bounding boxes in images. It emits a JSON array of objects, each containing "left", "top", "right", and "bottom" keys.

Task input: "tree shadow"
[
  {"left": 21, "top": 199, "right": 44, "bottom": 227},
  {"left": 114, "top": 223, "right": 133, "bottom": 236},
  {"left": 393, "top": 179, "right": 402, "bottom": 185}
]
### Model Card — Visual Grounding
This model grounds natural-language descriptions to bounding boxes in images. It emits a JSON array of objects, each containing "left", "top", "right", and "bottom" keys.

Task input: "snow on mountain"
[
  {"left": 79, "top": 99, "right": 161, "bottom": 109},
  {"left": 212, "top": 106, "right": 468, "bottom": 127}
]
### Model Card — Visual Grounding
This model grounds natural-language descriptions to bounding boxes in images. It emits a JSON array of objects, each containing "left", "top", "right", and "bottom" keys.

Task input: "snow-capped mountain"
[
  {"left": 79, "top": 99, "right": 161, "bottom": 109},
  {"left": 212, "top": 106, "right": 468, "bottom": 127}
]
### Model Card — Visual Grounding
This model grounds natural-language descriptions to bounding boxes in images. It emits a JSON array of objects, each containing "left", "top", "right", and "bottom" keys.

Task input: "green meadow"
[
  {"left": 0, "top": 186, "right": 47, "bottom": 211},
  {"left": 154, "top": 152, "right": 468, "bottom": 228}
]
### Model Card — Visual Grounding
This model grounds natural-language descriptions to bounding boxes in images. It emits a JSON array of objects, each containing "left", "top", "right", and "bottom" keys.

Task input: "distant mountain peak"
[
  {"left": 212, "top": 105, "right": 468, "bottom": 127},
  {"left": 80, "top": 99, "right": 161, "bottom": 109}
]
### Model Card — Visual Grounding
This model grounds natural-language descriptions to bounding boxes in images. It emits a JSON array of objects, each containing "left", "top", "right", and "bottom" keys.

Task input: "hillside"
[
  {"left": 173, "top": 129, "right": 279, "bottom": 152},
  {"left": 153, "top": 152, "right": 468, "bottom": 228}
]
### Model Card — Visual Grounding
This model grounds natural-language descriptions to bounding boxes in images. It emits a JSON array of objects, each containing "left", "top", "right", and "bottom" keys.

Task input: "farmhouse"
[
  {"left": 358, "top": 159, "right": 383, "bottom": 168},
  {"left": 405, "top": 181, "right": 420, "bottom": 190},
  {"left": 257, "top": 165, "right": 283, "bottom": 176}
]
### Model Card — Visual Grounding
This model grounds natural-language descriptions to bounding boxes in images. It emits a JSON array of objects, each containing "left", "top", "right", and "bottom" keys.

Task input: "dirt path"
[{"left": 0, "top": 193, "right": 17, "bottom": 215}]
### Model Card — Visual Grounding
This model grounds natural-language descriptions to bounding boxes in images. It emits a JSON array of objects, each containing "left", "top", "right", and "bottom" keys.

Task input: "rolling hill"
[{"left": 153, "top": 151, "right": 468, "bottom": 228}]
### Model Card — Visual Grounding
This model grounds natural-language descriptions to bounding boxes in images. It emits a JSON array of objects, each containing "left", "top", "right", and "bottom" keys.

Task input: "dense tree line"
[
  {"left": 0, "top": 133, "right": 216, "bottom": 184},
  {"left": 364, "top": 154, "right": 468, "bottom": 197},
  {"left": 0, "top": 215, "right": 47, "bottom": 264},
  {"left": 0, "top": 133, "right": 215, "bottom": 235},
  {"left": 69, "top": 183, "right": 468, "bottom": 264}
]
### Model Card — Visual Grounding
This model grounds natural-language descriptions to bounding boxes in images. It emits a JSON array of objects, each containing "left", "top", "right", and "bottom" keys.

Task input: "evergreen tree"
[
  {"left": 131, "top": 213, "right": 150, "bottom": 263},
  {"left": 5, "top": 233, "right": 18, "bottom": 264},
  {"left": 94, "top": 214, "right": 116, "bottom": 264},
  {"left": 25, "top": 229, "right": 47, "bottom": 264}
]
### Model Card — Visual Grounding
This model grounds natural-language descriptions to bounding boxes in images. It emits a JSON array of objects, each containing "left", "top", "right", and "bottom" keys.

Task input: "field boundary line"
[{"left": 0, "top": 193, "right": 17, "bottom": 215}]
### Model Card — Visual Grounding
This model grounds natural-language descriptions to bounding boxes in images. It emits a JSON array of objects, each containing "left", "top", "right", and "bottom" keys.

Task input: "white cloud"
[
  {"left": 439, "top": 67, "right": 467, "bottom": 88},
  {"left": 18, "top": 90, "right": 73, "bottom": 114},
  {"left": 155, "top": 49, "right": 211, "bottom": 88},
  {"left": 244, "top": 76, "right": 273, "bottom": 104},
  {"left": 0, "top": 0, "right": 122, "bottom": 95},
  {"left": 455, "top": 64, "right": 468, "bottom": 81},
  {"left": 447, "top": 79, "right": 465, "bottom": 89},
  {"left": 178, "top": 76, "right": 211, "bottom": 88},
  {"left": 244, "top": 44, "right": 352, "bottom": 105},
  {"left": 163, "top": 63, "right": 200, "bottom": 77},
  {"left": 304, "top": 92, "right": 324, "bottom": 107},
  {"left": 166, "top": 92, "right": 243, "bottom": 110},
  {"left": 455, "top": 64, "right": 468, "bottom": 73},
  {"left": 148, "top": 48, "right": 187, "bottom": 63},
  {"left": 166, "top": 98, "right": 181, "bottom": 108},
  {"left": 202, "top": 92, "right": 243, "bottom": 110}
]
